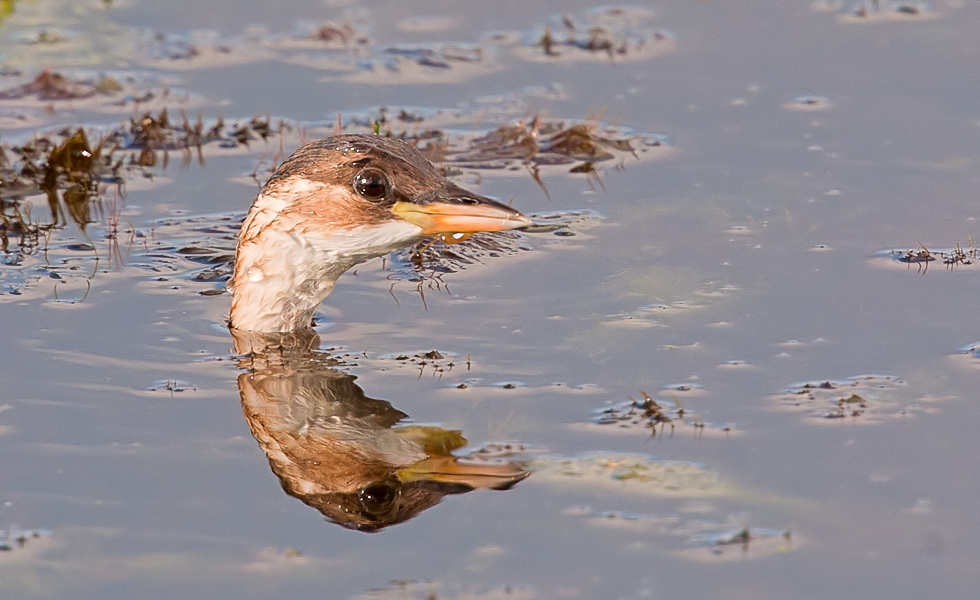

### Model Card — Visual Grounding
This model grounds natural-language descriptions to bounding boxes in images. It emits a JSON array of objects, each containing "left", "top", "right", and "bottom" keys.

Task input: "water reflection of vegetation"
[{"left": 231, "top": 328, "right": 529, "bottom": 532}]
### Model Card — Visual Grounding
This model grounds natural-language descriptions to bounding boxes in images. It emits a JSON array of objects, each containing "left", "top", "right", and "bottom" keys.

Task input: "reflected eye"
[
  {"left": 353, "top": 169, "right": 390, "bottom": 201},
  {"left": 358, "top": 481, "right": 398, "bottom": 513}
]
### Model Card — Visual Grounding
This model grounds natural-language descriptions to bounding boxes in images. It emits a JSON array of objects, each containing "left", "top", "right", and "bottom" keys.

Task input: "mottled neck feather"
[{"left": 228, "top": 180, "right": 422, "bottom": 332}]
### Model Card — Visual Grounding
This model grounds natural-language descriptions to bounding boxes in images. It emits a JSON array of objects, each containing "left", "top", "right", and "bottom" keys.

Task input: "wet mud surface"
[{"left": 2, "top": 1, "right": 980, "bottom": 599}]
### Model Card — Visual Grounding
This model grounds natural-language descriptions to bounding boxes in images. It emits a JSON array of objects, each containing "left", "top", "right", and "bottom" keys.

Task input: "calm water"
[{"left": 2, "top": 1, "right": 979, "bottom": 598}]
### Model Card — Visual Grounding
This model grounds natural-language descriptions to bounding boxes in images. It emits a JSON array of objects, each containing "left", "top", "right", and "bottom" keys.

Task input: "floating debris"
[
  {"left": 949, "top": 341, "right": 980, "bottom": 371},
  {"left": 384, "top": 44, "right": 484, "bottom": 69},
  {"left": 784, "top": 95, "right": 833, "bottom": 111},
  {"left": 388, "top": 210, "right": 602, "bottom": 289},
  {"left": 343, "top": 48, "right": 500, "bottom": 85},
  {"left": 278, "top": 19, "right": 372, "bottom": 49},
  {"left": 0, "top": 68, "right": 101, "bottom": 101},
  {"left": 956, "top": 341, "right": 980, "bottom": 360},
  {"left": 770, "top": 374, "right": 929, "bottom": 423},
  {"left": 0, "top": 112, "right": 289, "bottom": 263},
  {"left": 0, "top": 68, "right": 201, "bottom": 113},
  {"left": 559, "top": 504, "right": 796, "bottom": 561},
  {"left": 493, "top": 381, "right": 526, "bottom": 390},
  {"left": 468, "top": 441, "right": 535, "bottom": 458},
  {"left": 344, "top": 111, "right": 670, "bottom": 179},
  {"left": 679, "top": 524, "right": 796, "bottom": 561},
  {"left": 136, "top": 29, "right": 266, "bottom": 70},
  {"left": 585, "top": 389, "right": 736, "bottom": 439},
  {"left": 593, "top": 390, "right": 677, "bottom": 429},
  {"left": 839, "top": 1, "right": 936, "bottom": 22},
  {"left": 603, "top": 281, "right": 738, "bottom": 328},
  {"left": 396, "top": 16, "right": 458, "bottom": 34},
  {"left": 217, "top": 7, "right": 678, "bottom": 80},
  {"left": 0, "top": 126, "right": 115, "bottom": 266},
  {"left": 352, "top": 580, "right": 536, "bottom": 600},
  {"left": 372, "top": 349, "right": 460, "bottom": 379},
  {"left": 243, "top": 546, "right": 308, "bottom": 571},
  {"left": 527, "top": 452, "right": 731, "bottom": 497},
  {"left": 872, "top": 239, "right": 978, "bottom": 272},
  {"left": 0, "top": 526, "right": 52, "bottom": 551},
  {"left": 146, "top": 379, "right": 197, "bottom": 394},
  {"left": 514, "top": 6, "right": 676, "bottom": 63}
]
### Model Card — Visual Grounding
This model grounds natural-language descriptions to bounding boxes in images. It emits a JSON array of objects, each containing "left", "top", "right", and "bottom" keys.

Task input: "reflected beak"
[
  {"left": 392, "top": 186, "right": 532, "bottom": 235},
  {"left": 397, "top": 456, "right": 530, "bottom": 491}
]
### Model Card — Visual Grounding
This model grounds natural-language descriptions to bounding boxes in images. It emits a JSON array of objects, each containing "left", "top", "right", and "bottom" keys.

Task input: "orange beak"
[{"left": 391, "top": 185, "right": 532, "bottom": 235}]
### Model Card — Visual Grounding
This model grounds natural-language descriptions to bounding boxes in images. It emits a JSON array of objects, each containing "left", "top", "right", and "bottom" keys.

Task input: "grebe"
[{"left": 229, "top": 134, "right": 531, "bottom": 332}]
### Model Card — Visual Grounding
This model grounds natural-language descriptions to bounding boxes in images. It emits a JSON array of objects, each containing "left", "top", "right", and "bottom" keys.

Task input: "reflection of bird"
[
  {"left": 229, "top": 134, "right": 531, "bottom": 332},
  {"left": 233, "top": 329, "right": 529, "bottom": 532}
]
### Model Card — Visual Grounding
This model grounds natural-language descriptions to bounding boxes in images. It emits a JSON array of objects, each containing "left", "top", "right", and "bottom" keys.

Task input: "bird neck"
[
  {"left": 228, "top": 228, "right": 348, "bottom": 332},
  {"left": 228, "top": 191, "right": 424, "bottom": 332}
]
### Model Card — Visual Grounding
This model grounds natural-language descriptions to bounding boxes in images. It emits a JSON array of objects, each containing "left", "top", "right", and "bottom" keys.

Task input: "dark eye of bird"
[
  {"left": 353, "top": 169, "right": 390, "bottom": 201},
  {"left": 358, "top": 481, "right": 398, "bottom": 513}
]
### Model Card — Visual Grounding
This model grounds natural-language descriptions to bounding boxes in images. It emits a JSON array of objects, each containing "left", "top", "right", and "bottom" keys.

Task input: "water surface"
[{"left": 2, "top": 1, "right": 979, "bottom": 598}]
